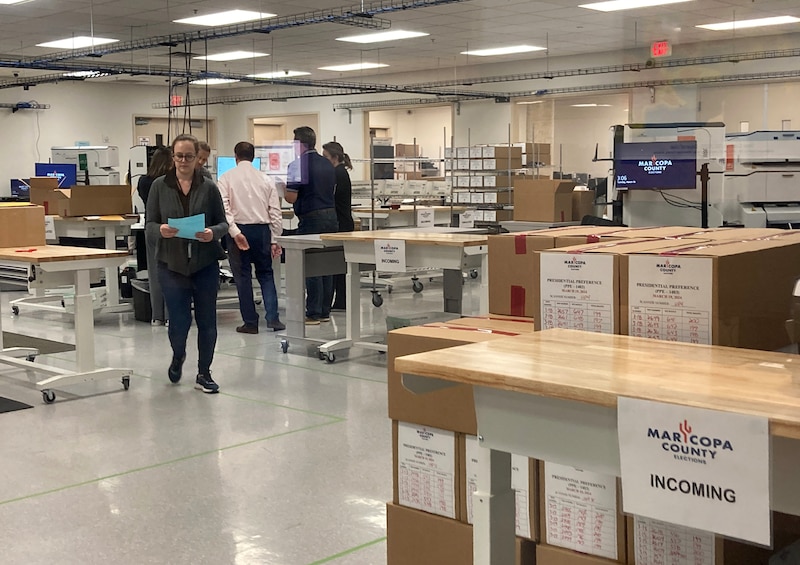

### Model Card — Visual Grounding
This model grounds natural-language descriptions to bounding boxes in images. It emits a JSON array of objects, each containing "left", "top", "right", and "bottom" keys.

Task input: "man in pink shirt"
[{"left": 218, "top": 142, "right": 285, "bottom": 334}]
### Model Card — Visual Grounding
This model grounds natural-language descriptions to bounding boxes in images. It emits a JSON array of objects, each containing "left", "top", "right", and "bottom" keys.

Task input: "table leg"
[
  {"left": 478, "top": 252, "right": 489, "bottom": 315},
  {"left": 442, "top": 269, "right": 463, "bottom": 313},
  {"left": 73, "top": 269, "right": 96, "bottom": 373},
  {"left": 284, "top": 247, "right": 306, "bottom": 339},
  {"left": 345, "top": 261, "right": 360, "bottom": 341},
  {"left": 104, "top": 226, "right": 121, "bottom": 307},
  {"left": 473, "top": 443, "right": 516, "bottom": 565}
]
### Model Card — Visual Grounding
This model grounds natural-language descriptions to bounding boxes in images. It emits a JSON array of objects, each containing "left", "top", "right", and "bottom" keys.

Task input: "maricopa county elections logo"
[
  {"left": 648, "top": 419, "right": 733, "bottom": 465},
  {"left": 378, "top": 242, "right": 402, "bottom": 264},
  {"left": 639, "top": 154, "right": 673, "bottom": 175},
  {"left": 655, "top": 258, "right": 682, "bottom": 275},
  {"left": 563, "top": 255, "right": 586, "bottom": 272}
]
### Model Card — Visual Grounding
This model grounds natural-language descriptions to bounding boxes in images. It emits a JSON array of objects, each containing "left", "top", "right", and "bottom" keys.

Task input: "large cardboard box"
[
  {"left": 392, "top": 421, "right": 461, "bottom": 519},
  {"left": 0, "top": 203, "right": 46, "bottom": 248},
  {"left": 460, "top": 434, "right": 539, "bottom": 541},
  {"left": 626, "top": 516, "right": 722, "bottom": 564},
  {"left": 395, "top": 143, "right": 419, "bottom": 157},
  {"left": 389, "top": 320, "right": 534, "bottom": 433},
  {"left": 387, "top": 502, "right": 537, "bottom": 565},
  {"left": 540, "top": 461, "right": 627, "bottom": 563},
  {"left": 620, "top": 234, "right": 800, "bottom": 350},
  {"left": 441, "top": 314, "right": 535, "bottom": 333},
  {"left": 538, "top": 543, "right": 621, "bottom": 565},
  {"left": 514, "top": 179, "right": 575, "bottom": 222},
  {"left": 483, "top": 146, "right": 523, "bottom": 160},
  {"left": 572, "top": 190, "right": 596, "bottom": 221},
  {"left": 30, "top": 179, "right": 132, "bottom": 217}
]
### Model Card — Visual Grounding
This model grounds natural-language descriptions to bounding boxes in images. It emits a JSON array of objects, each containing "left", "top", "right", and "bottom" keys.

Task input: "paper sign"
[
  {"left": 618, "top": 397, "right": 770, "bottom": 545},
  {"left": 416, "top": 208, "right": 434, "bottom": 228},
  {"left": 44, "top": 216, "right": 56, "bottom": 240},
  {"left": 633, "top": 515, "right": 716, "bottom": 565},
  {"left": 374, "top": 239, "right": 406, "bottom": 272},
  {"left": 168, "top": 213, "right": 206, "bottom": 240},
  {"left": 459, "top": 210, "right": 475, "bottom": 228},
  {"left": 396, "top": 422, "right": 456, "bottom": 519}
]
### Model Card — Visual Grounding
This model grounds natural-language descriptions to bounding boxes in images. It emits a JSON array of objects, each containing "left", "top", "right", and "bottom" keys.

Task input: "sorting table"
[
  {"left": 353, "top": 206, "right": 467, "bottom": 230},
  {"left": 317, "top": 229, "right": 488, "bottom": 362},
  {"left": 396, "top": 328, "right": 800, "bottom": 564},
  {"left": 0, "top": 245, "right": 133, "bottom": 403}
]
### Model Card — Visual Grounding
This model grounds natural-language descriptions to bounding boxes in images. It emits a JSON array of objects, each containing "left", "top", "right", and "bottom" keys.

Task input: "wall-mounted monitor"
[
  {"left": 614, "top": 140, "right": 697, "bottom": 190},
  {"left": 34, "top": 162, "right": 77, "bottom": 188},
  {"left": 216, "top": 156, "right": 261, "bottom": 178}
]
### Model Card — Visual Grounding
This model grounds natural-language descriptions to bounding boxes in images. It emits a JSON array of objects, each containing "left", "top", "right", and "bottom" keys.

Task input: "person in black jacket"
[
  {"left": 322, "top": 141, "right": 354, "bottom": 310},
  {"left": 145, "top": 134, "right": 228, "bottom": 393}
]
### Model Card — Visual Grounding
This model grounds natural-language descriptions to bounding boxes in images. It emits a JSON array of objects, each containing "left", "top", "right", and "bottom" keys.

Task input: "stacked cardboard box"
[
  {"left": 30, "top": 177, "right": 132, "bottom": 217},
  {"left": 514, "top": 179, "right": 576, "bottom": 222},
  {"left": 0, "top": 203, "right": 46, "bottom": 248}
]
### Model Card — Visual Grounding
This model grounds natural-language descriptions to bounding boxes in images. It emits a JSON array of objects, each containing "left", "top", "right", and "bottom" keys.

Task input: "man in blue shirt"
[{"left": 284, "top": 126, "right": 338, "bottom": 324}]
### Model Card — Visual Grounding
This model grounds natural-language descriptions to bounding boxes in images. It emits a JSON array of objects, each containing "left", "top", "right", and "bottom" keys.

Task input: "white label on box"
[
  {"left": 470, "top": 176, "right": 484, "bottom": 188},
  {"left": 484, "top": 192, "right": 498, "bottom": 204},
  {"left": 444, "top": 147, "right": 453, "bottom": 159},
  {"left": 416, "top": 208, "right": 434, "bottom": 228},
  {"left": 470, "top": 160, "right": 484, "bottom": 171},
  {"left": 618, "top": 398, "right": 770, "bottom": 546},
  {"left": 457, "top": 159, "right": 471, "bottom": 171},
  {"left": 456, "top": 191, "right": 471, "bottom": 203},
  {"left": 474, "top": 210, "right": 485, "bottom": 221},
  {"left": 459, "top": 210, "right": 475, "bottom": 228},
  {"left": 397, "top": 422, "right": 457, "bottom": 519},
  {"left": 484, "top": 175, "right": 497, "bottom": 188},
  {"left": 374, "top": 239, "right": 406, "bottom": 273},
  {"left": 628, "top": 255, "right": 712, "bottom": 344},
  {"left": 470, "top": 192, "right": 484, "bottom": 204},
  {"left": 454, "top": 176, "right": 468, "bottom": 188},
  {"left": 470, "top": 146, "right": 484, "bottom": 158},
  {"left": 544, "top": 462, "right": 618, "bottom": 560},
  {"left": 634, "top": 515, "right": 716, "bottom": 565},
  {"left": 457, "top": 147, "right": 470, "bottom": 158},
  {"left": 483, "top": 209, "right": 497, "bottom": 222},
  {"left": 465, "top": 436, "right": 532, "bottom": 538},
  {"left": 483, "top": 159, "right": 497, "bottom": 170},
  {"left": 44, "top": 216, "right": 56, "bottom": 240},
  {"left": 540, "top": 253, "right": 615, "bottom": 333},
  {"left": 483, "top": 146, "right": 497, "bottom": 158}
]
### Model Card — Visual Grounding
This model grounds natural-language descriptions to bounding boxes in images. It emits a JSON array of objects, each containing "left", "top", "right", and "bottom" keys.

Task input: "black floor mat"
[
  {"left": 3, "top": 332, "right": 75, "bottom": 355},
  {"left": 0, "top": 396, "right": 33, "bottom": 414}
]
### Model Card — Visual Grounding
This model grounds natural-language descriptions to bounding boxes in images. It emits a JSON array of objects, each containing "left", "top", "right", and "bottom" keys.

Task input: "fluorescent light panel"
[
  {"left": 571, "top": 103, "right": 612, "bottom": 107},
  {"left": 63, "top": 70, "right": 109, "bottom": 78},
  {"left": 36, "top": 36, "right": 118, "bottom": 49},
  {"left": 318, "top": 62, "right": 388, "bottom": 72},
  {"left": 248, "top": 70, "right": 310, "bottom": 78},
  {"left": 517, "top": 100, "right": 543, "bottom": 105},
  {"left": 696, "top": 15, "right": 800, "bottom": 31},
  {"left": 195, "top": 51, "right": 268, "bottom": 61},
  {"left": 461, "top": 45, "right": 545, "bottom": 56},
  {"left": 0, "top": 0, "right": 34, "bottom": 4},
  {"left": 336, "top": 30, "right": 428, "bottom": 44},
  {"left": 174, "top": 10, "right": 276, "bottom": 26},
  {"left": 191, "top": 78, "right": 240, "bottom": 85},
  {"left": 579, "top": 0, "right": 692, "bottom": 11}
]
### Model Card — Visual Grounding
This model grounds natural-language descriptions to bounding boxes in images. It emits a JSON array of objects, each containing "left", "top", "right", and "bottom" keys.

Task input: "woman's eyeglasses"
[{"left": 173, "top": 154, "right": 196, "bottom": 162}]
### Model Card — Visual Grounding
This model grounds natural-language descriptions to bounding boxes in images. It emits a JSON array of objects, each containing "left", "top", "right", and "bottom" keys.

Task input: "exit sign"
[
  {"left": 170, "top": 94, "right": 183, "bottom": 107},
  {"left": 651, "top": 40, "right": 672, "bottom": 58}
]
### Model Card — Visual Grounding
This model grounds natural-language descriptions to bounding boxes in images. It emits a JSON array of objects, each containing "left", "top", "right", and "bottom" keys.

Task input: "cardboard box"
[
  {"left": 484, "top": 174, "right": 520, "bottom": 188},
  {"left": 483, "top": 146, "right": 523, "bottom": 160},
  {"left": 392, "top": 421, "right": 460, "bottom": 519},
  {"left": 538, "top": 543, "right": 621, "bottom": 565},
  {"left": 388, "top": 320, "right": 533, "bottom": 433},
  {"left": 395, "top": 143, "right": 419, "bottom": 157},
  {"left": 483, "top": 158, "right": 524, "bottom": 170},
  {"left": 572, "top": 190, "right": 596, "bottom": 221},
  {"left": 387, "top": 502, "right": 537, "bottom": 565},
  {"left": 540, "top": 461, "right": 627, "bottom": 562},
  {"left": 620, "top": 234, "right": 800, "bottom": 350},
  {"left": 460, "top": 434, "right": 539, "bottom": 541},
  {"left": 626, "top": 515, "right": 722, "bottom": 565},
  {"left": 440, "top": 315, "right": 535, "bottom": 333},
  {"left": 0, "top": 203, "right": 46, "bottom": 248},
  {"left": 30, "top": 179, "right": 132, "bottom": 217},
  {"left": 514, "top": 179, "right": 575, "bottom": 222}
]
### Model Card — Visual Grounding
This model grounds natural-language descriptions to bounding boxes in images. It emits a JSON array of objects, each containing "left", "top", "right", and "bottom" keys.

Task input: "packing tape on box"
[
  {"left": 510, "top": 285, "right": 527, "bottom": 317},
  {"left": 514, "top": 234, "right": 528, "bottom": 254},
  {"left": 421, "top": 323, "right": 521, "bottom": 336}
]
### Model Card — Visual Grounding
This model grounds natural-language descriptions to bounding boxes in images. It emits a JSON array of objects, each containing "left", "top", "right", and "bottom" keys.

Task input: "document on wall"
[
  {"left": 374, "top": 239, "right": 406, "bottom": 273},
  {"left": 544, "top": 462, "right": 618, "bottom": 560},
  {"left": 168, "top": 213, "right": 205, "bottom": 240},
  {"left": 540, "top": 253, "right": 615, "bottom": 334},
  {"left": 634, "top": 515, "right": 716, "bottom": 565},
  {"left": 628, "top": 255, "right": 712, "bottom": 344},
  {"left": 396, "top": 422, "right": 456, "bottom": 519}
]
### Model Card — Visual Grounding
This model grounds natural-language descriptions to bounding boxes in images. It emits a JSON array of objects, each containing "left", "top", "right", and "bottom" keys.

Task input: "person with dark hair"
[
  {"left": 218, "top": 141, "right": 285, "bottom": 334},
  {"left": 145, "top": 134, "right": 228, "bottom": 393},
  {"left": 284, "top": 126, "right": 338, "bottom": 325},
  {"left": 322, "top": 141, "right": 354, "bottom": 311},
  {"left": 196, "top": 141, "right": 212, "bottom": 179},
  {"left": 137, "top": 146, "right": 173, "bottom": 325}
]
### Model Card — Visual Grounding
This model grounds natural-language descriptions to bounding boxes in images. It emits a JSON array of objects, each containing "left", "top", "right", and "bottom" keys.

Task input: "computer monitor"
[
  {"left": 216, "top": 156, "right": 262, "bottom": 178},
  {"left": 34, "top": 163, "right": 77, "bottom": 188},
  {"left": 10, "top": 179, "right": 30, "bottom": 201}
]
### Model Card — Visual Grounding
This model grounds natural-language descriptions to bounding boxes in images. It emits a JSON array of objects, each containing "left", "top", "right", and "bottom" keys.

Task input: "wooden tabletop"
[
  {"left": 395, "top": 328, "right": 800, "bottom": 439},
  {"left": 0, "top": 245, "right": 128, "bottom": 263},
  {"left": 51, "top": 215, "right": 138, "bottom": 223},
  {"left": 320, "top": 230, "right": 488, "bottom": 247}
]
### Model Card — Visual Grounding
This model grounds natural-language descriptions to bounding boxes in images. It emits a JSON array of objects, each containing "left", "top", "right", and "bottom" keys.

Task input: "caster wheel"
[
  {"left": 325, "top": 352, "right": 336, "bottom": 364},
  {"left": 42, "top": 390, "right": 56, "bottom": 404},
  {"left": 280, "top": 340, "right": 289, "bottom": 353},
  {"left": 11, "top": 305, "right": 19, "bottom": 316},
  {"left": 122, "top": 376, "right": 130, "bottom": 391},
  {"left": 26, "top": 355, "right": 36, "bottom": 362},
  {"left": 470, "top": 269, "right": 479, "bottom": 279},
  {"left": 372, "top": 294, "right": 383, "bottom": 307},
  {"left": 412, "top": 281, "right": 424, "bottom": 293},
  {"left": 318, "top": 350, "right": 326, "bottom": 361}
]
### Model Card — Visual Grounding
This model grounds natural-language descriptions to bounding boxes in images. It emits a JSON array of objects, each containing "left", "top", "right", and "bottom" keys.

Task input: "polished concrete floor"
[{"left": 0, "top": 273, "right": 482, "bottom": 564}]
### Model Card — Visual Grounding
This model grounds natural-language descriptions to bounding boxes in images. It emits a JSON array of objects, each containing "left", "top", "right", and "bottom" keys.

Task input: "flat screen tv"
[
  {"left": 34, "top": 162, "right": 78, "bottom": 188},
  {"left": 10, "top": 179, "right": 30, "bottom": 201},
  {"left": 614, "top": 140, "right": 697, "bottom": 190},
  {"left": 216, "top": 157, "right": 261, "bottom": 178}
]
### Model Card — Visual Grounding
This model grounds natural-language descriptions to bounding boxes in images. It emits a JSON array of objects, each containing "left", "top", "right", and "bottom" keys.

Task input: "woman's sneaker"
[
  {"left": 168, "top": 355, "right": 186, "bottom": 384},
  {"left": 195, "top": 372, "right": 219, "bottom": 394}
]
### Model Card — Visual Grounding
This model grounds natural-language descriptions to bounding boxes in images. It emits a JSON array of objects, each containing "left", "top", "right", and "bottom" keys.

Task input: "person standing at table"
[
  {"left": 284, "top": 126, "right": 338, "bottom": 325},
  {"left": 322, "top": 141, "right": 354, "bottom": 311},
  {"left": 137, "top": 146, "right": 173, "bottom": 326},
  {"left": 146, "top": 134, "right": 228, "bottom": 393},
  {"left": 218, "top": 141, "right": 285, "bottom": 334}
]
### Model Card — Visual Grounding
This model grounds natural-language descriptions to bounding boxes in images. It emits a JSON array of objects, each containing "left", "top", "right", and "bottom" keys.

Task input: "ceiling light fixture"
[
  {"left": 696, "top": 15, "right": 800, "bottom": 31},
  {"left": 571, "top": 103, "right": 612, "bottom": 107},
  {"left": 247, "top": 70, "right": 311, "bottom": 78},
  {"left": 63, "top": 70, "right": 110, "bottom": 78},
  {"left": 195, "top": 51, "right": 268, "bottom": 61},
  {"left": 0, "top": 0, "right": 35, "bottom": 4},
  {"left": 318, "top": 62, "right": 388, "bottom": 72},
  {"left": 517, "top": 100, "right": 543, "bottom": 104},
  {"left": 174, "top": 10, "right": 276, "bottom": 26},
  {"left": 336, "top": 30, "right": 429, "bottom": 44},
  {"left": 36, "top": 36, "right": 119, "bottom": 49},
  {"left": 461, "top": 45, "right": 546, "bottom": 57},
  {"left": 190, "top": 78, "right": 240, "bottom": 85},
  {"left": 579, "top": 0, "right": 692, "bottom": 12}
]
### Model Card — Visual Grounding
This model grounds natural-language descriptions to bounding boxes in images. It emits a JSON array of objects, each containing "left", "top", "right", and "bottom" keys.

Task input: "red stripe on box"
[
  {"left": 510, "top": 286, "right": 526, "bottom": 317},
  {"left": 514, "top": 234, "right": 527, "bottom": 254}
]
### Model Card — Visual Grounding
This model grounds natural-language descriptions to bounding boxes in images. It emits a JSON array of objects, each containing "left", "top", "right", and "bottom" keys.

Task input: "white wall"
[{"left": 453, "top": 99, "right": 514, "bottom": 146}]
